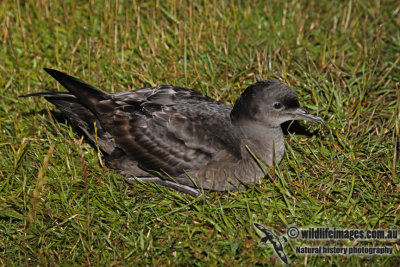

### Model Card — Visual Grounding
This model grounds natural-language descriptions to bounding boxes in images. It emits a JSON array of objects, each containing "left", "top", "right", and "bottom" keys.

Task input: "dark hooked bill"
[{"left": 292, "top": 107, "right": 325, "bottom": 126}]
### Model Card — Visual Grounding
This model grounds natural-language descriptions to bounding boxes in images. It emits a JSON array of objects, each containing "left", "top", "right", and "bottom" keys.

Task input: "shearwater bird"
[{"left": 21, "top": 69, "right": 324, "bottom": 197}]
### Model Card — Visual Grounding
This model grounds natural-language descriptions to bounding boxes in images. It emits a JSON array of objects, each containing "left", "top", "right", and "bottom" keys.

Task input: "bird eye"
[{"left": 273, "top": 102, "right": 282, "bottom": 109}]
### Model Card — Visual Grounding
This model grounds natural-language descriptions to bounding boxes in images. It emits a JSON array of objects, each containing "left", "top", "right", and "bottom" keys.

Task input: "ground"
[{"left": 0, "top": 0, "right": 399, "bottom": 265}]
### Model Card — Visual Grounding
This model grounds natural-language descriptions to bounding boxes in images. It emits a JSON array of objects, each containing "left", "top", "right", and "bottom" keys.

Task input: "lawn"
[{"left": 1, "top": 0, "right": 399, "bottom": 265}]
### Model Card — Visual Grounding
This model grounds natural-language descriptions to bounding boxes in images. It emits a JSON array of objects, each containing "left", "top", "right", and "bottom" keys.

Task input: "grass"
[{"left": 1, "top": 0, "right": 399, "bottom": 265}]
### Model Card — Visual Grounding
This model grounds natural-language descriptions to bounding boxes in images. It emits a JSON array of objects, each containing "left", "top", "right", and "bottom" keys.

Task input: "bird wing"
[
  {"left": 97, "top": 85, "right": 241, "bottom": 175},
  {"left": 32, "top": 69, "right": 241, "bottom": 177}
]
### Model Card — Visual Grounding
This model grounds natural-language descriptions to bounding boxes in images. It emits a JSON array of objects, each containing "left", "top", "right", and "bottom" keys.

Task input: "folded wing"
[{"left": 23, "top": 69, "right": 241, "bottom": 177}]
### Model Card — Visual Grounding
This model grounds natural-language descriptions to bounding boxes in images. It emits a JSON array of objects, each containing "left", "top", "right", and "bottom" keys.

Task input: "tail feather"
[
  {"left": 19, "top": 84, "right": 116, "bottom": 155},
  {"left": 45, "top": 98, "right": 116, "bottom": 154},
  {"left": 20, "top": 92, "right": 75, "bottom": 99},
  {"left": 43, "top": 68, "right": 109, "bottom": 113}
]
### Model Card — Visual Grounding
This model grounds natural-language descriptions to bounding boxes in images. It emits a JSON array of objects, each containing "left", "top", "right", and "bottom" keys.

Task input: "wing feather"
[
  {"left": 97, "top": 85, "right": 240, "bottom": 175},
  {"left": 24, "top": 71, "right": 243, "bottom": 180}
]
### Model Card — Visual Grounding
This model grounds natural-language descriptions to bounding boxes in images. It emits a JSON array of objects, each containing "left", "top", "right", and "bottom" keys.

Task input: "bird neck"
[{"left": 236, "top": 121, "right": 285, "bottom": 166}]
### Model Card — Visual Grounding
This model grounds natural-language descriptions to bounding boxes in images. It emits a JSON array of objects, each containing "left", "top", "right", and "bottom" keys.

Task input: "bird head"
[{"left": 231, "top": 80, "right": 325, "bottom": 127}]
